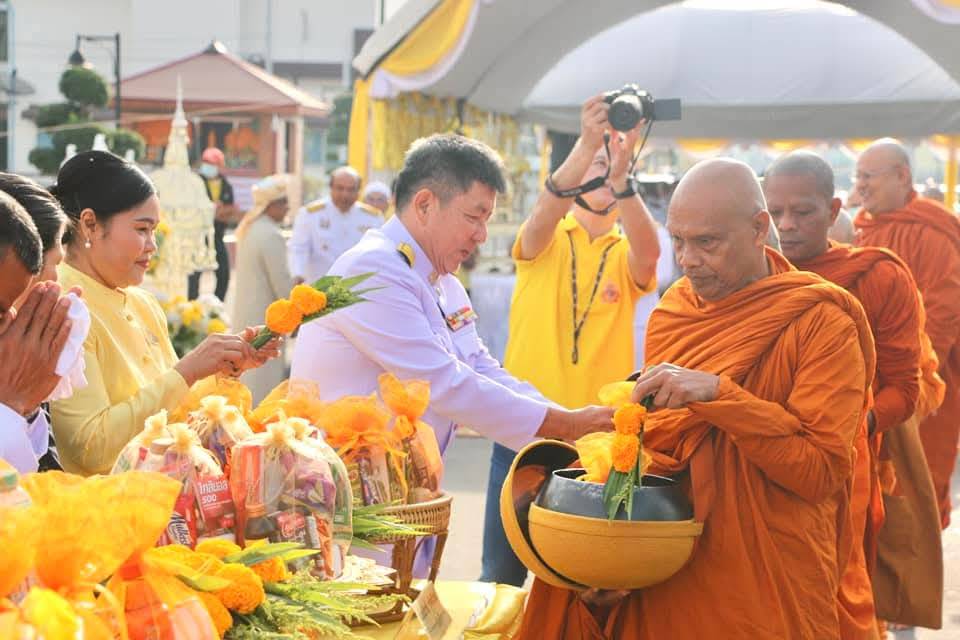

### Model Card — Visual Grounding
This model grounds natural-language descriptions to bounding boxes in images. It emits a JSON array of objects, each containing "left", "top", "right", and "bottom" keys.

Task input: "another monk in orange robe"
[
  {"left": 853, "top": 138, "right": 960, "bottom": 528},
  {"left": 516, "top": 159, "right": 875, "bottom": 640},
  {"left": 764, "top": 151, "right": 922, "bottom": 640}
]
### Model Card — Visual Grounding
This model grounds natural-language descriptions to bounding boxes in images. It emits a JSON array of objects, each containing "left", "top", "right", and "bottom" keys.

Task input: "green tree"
[
  {"left": 327, "top": 93, "right": 353, "bottom": 146},
  {"left": 29, "top": 67, "right": 144, "bottom": 174}
]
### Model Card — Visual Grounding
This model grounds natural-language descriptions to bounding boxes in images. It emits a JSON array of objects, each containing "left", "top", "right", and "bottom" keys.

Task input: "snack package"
[
  {"left": 118, "top": 424, "right": 234, "bottom": 548},
  {"left": 16, "top": 471, "right": 182, "bottom": 639},
  {"left": 111, "top": 410, "right": 172, "bottom": 474},
  {"left": 230, "top": 422, "right": 339, "bottom": 578},
  {"left": 378, "top": 373, "right": 443, "bottom": 503},
  {"left": 287, "top": 416, "right": 354, "bottom": 577},
  {"left": 187, "top": 395, "right": 254, "bottom": 475},
  {"left": 321, "top": 394, "right": 408, "bottom": 506}
]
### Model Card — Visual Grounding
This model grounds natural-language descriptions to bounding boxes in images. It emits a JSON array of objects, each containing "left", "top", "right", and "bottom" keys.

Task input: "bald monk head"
[
  {"left": 764, "top": 151, "right": 843, "bottom": 263},
  {"left": 668, "top": 158, "right": 771, "bottom": 301},
  {"left": 830, "top": 208, "right": 856, "bottom": 244},
  {"left": 855, "top": 138, "right": 913, "bottom": 215}
]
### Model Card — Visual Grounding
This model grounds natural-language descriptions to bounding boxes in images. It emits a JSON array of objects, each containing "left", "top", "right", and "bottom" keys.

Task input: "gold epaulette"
[
  {"left": 358, "top": 201, "right": 382, "bottom": 216},
  {"left": 397, "top": 243, "right": 415, "bottom": 268},
  {"left": 305, "top": 199, "right": 327, "bottom": 212}
]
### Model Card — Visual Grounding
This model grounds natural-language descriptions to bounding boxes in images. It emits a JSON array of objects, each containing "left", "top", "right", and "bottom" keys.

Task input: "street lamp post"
[{"left": 68, "top": 33, "right": 121, "bottom": 127}]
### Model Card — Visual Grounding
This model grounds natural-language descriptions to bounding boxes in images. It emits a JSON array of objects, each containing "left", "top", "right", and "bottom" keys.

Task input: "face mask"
[{"left": 199, "top": 163, "right": 218, "bottom": 178}]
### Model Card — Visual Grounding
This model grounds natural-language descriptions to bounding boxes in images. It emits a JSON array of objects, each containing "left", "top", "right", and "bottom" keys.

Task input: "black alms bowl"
[{"left": 536, "top": 468, "right": 693, "bottom": 521}]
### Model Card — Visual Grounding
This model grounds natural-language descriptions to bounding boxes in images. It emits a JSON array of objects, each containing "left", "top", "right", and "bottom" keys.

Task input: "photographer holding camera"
[{"left": 479, "top": 93, "right": 661, "bottom": 586}]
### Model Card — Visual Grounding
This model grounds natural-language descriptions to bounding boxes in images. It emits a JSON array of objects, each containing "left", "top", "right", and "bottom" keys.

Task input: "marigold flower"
[
  {"left": 196, "top": 590, "right": 232, "bottom": 638},
  {"left": 265, "top": 299, "right": 303, "bottom": 335},
  {"left": 611, "top": 433, "right": 640, "bottom": 473},
  {"left": 206, "top": 318, "right": 228, "bottom": 335},
  {"left": 613, "top": 403, "right": 647, "bottom": 436},
  {"left": 250, "top": 557, "right": 289, "bottom": 583},
  {"left": 215, "top": 563, "right": 265, "bottom": 614},
  {"left": 290, "top": 284, "right": 328, "bottom": 316},
  {"left": 195, "top": 538, "right": 242, "bottom": 560}
]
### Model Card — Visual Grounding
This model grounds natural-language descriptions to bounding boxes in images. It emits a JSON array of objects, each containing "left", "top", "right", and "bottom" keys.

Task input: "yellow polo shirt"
[{"left": 503, "top": 214, "right": 653, "bottom": 409}]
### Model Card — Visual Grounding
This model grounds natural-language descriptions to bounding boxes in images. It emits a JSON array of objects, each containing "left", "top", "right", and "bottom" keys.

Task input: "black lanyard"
[{"left": 567, "top": 231, "right": 618, "bottom": 364}]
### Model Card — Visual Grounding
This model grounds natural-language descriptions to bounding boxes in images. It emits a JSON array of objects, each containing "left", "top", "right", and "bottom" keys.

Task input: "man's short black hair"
[
  {"left": 394, "top": 134, "right": 508, "bottom": 212},
  {"left": 0, "top": 190, "right": 42, "bottom": 275}
]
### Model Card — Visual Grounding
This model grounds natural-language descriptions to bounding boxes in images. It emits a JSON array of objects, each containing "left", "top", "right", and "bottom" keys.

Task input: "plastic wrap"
[
  {"left": 287, "top": 417, "right": 354, "bottom": 577},
  {"left": 112, "top": 410, "right": 172, "bottom": 474},
  {"left": 379, "top": 373, "right": 443, "bottom": 503},
  {"left": 187, "top": 395, "right": 254, "bottom": 474},
  {"left": 170, "top": 376, "right": 253, "bottom": 424},
  {"left": 321, "top": 394, "right": 408, "bottom": 506},
  {"left": 115, "top": 424, "right": 233, "bottom": 548},
  {"left": 229, "top": 422, "right": 339, "bottom": 578}
]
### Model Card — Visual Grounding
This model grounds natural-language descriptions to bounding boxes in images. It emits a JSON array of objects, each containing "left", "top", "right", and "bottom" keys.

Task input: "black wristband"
[{"left": 612, "top": 179, "right": 637, "bottom": 199}]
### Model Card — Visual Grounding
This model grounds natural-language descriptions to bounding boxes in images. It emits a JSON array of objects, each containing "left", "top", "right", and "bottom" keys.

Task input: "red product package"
[
  {"left": 195, "top": 474, "right": 235, "bottom": 538},
  {"left": 159, "top": 488, "right": 198, "bottom": 547}
]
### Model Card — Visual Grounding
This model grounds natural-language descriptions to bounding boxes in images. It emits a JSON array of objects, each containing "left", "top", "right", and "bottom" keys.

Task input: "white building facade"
[{"left": 2, "top": 0, "right": 383, "bottom": 175}]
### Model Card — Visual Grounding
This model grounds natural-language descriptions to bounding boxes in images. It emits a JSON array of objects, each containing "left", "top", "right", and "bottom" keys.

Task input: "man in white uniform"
[
  {"left": 291, "top": 134, "right": 613, "bottom": 458},
  {"left": 289, "top": 166, "right": 384, "bottom": 284}
]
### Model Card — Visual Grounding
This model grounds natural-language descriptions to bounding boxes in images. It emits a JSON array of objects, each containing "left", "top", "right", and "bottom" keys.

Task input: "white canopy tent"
[{"left": 355, "top": 0, "right": 960, "bottom": 139}]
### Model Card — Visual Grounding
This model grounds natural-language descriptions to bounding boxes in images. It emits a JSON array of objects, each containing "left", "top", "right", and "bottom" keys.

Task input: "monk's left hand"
[{"left": 631, "top": 363, "right": 720, "bottom": 409}]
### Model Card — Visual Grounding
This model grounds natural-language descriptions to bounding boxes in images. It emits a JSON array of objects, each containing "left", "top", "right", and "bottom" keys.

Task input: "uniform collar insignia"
[{"left": 397, "top": 242, "right": 416, "bottom": 268}]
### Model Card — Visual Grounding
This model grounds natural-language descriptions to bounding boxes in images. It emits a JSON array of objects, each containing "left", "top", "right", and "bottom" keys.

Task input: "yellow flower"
[
  {"left": 215, "top": 563, "right": 264, "bottom": 614},
  {"left": 195, "top": 539, "right": 242, "bottom": 560},
  {"left": 265, "top": 299, "right": 303, "bottom": 335},
  {"left": 250, "top": 557, "right": 288, "bottom": 583},
  {"left": 598, "top": 381, "right": 636, "bottom": 408},
  {"left": 156, "top": 221, "right": 171, "bottom": 235},
  {"left": 611, "top": 433, "right": 639, "bottom": 473},
  {"left": 182, "top": 302, "right": 203, "bottom": 327},
  {"left": 290, "top": 284, "right": 328, "bottom": 316},
  {"left": 206, "top": 318, "right": 228, "bottom": 335},
  {"left": 613, "top": 403, "right": 647, "bottom": 436},
  {"left": 196, "top": 590, "right": 233, "bottom": 638},
  {"left": 153, "top": 545, "right": 225, "bottom": 574}
]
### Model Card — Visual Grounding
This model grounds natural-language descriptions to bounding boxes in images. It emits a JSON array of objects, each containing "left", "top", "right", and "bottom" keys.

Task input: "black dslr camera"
[{"left": 602, "top": 84, "right": 682, "bottom": 132}]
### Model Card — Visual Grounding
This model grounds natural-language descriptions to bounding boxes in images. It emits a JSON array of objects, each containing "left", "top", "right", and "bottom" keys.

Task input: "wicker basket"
[{"left": 360, "top": 492, "right": 453, "bottom": 624}]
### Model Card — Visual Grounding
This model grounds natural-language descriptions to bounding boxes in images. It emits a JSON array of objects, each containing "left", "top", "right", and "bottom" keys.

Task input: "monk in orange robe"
[
  {"left": 764, "top": 151, "right": 922, "bottom": 640},
  {"left": 516, "top": 159, "right": 875, "bottom": 639},
  {"left": 853, "top": 138, "right": 960, "bottom": 528}
]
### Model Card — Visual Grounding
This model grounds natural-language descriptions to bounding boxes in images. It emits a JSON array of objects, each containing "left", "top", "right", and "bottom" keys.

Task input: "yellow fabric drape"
[
  {"left": 348, "top": 0, "right": 475, "bottom": 180},
  {"left": 381, "top": 0, "right": 475, "bottom": 76},
  {"left": 348, "top": 77, "right": 371, "bottom": 181},
  {"left": 945, "top": 135, "right": 958, "bottom": 211}
]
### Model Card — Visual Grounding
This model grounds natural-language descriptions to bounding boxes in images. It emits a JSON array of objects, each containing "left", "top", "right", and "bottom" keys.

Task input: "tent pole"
[{"left": 946, "top": 136, "right": 958, "bottom": 212}]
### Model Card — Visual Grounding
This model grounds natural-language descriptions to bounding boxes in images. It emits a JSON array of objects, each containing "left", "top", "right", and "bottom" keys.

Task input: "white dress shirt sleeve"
[
  {"left": 0, "top": 403, "right": 47, "bottom": 473},
  {"left": 288, "top": 208, "right": 312, "bottom": 279},
  {"left": 330, "top": 266, "right": 549, "bottom": 451},
  {"left": 470, "top": 341, "right": 555, "bottom": 407}
]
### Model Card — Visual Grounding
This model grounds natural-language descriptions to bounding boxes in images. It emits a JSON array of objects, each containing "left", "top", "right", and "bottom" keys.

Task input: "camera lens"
[{"left": 608, "top": 95, "right": 641, "bottom": 132}]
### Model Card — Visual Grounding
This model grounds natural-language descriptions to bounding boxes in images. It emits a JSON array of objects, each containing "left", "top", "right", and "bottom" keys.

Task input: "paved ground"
[{"left": 437, "top": 436, "right": 960, "bottom": 639}]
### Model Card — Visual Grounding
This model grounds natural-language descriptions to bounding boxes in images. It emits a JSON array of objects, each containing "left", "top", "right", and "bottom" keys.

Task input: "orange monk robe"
[
  {"left": 516, "top": 250, "right": 876, "bottom": 640},
  {"left": 796, "top": 243, "right": 921, "bottom": 640},
  {"left": 855, "top": 192, "right": 960, "bottom": 527}
]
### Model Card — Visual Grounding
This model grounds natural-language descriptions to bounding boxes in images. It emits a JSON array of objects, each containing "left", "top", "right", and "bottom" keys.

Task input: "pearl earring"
[{"left": 84, "top": 239, "right": 91, "bottom": 249}]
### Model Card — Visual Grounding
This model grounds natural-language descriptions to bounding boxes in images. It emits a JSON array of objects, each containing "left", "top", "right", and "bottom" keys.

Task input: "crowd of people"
[{"left": 0, "top": 92, "right": 958, "bottom": 639}]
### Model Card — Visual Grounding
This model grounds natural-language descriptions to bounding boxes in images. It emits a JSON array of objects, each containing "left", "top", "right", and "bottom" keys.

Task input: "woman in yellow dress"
[{"left": 49, "top": 151, "right": 279, "bottom": 475}]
